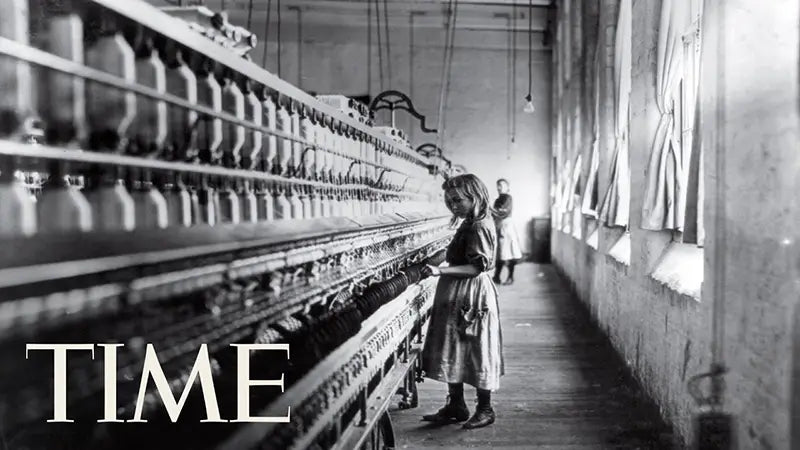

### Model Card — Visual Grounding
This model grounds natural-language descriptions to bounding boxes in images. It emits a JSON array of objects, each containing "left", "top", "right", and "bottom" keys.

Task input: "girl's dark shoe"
[
  {"left": 421, "top": 397, "right": 470, "bottom": 423},
  {"left": 492, "top": 276, "right": 502, "bottom": 284},
  {"left": 462, "top": 406, "right": 495, "bottom": 429}
]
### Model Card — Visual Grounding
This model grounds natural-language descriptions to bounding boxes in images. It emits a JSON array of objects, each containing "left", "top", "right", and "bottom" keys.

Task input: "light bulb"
[
  {"left": 523, "top": 94, "right": 535, "bottom": 113},
  {"left": 523, "top": 101, "right": 535, "bottom": 113}
]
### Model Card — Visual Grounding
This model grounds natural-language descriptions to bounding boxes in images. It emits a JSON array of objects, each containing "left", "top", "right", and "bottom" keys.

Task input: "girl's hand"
[{"left": 422, "top": 264, "right": 441, "bottom": 278}]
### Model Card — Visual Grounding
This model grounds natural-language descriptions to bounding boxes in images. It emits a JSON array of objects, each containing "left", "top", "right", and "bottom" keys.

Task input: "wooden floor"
[{"left": 389, "top": 263, "right": 674, "bottom": 449}]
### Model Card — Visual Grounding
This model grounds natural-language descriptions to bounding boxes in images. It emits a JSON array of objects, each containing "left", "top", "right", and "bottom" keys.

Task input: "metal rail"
[
  {"left": 0, "top": 140, "right": 426, "bottom": 196},
  {"left": 0, "top": 214, "right": 449, "bottom": 287}
]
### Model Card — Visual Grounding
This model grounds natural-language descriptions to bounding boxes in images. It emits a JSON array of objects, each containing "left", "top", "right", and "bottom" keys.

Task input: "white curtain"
[
  {"left": 599, "top": 0, "right": 631, "bottom": 227},
  {"left": 558, "top": 154, "right": 581, "bottom": 233},
  {"left": 565, "top": 153, "right": 583, "bottom": 212},
  {"left": 582, "top": 140, "right": 600, "bottom": 218},
  {"left": 582, "top": 41, "right": 602, "bottom": 219},
  {"left": 553, "top": 167, "right": 562, "bottom": 230},
  {"left": 566, "top": 154, "right": 582, "bottom": 234},
  {"left": 640, "top": 0, "right": 691, "bottom": 230},
  {"left": 557, "top": 159, "right": 572, "bottom": 231}
]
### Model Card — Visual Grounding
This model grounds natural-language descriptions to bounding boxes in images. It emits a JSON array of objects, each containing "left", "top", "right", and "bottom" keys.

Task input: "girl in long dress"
[
  {"left": 420, "top": 174, "right": 504, "bottom": 429},
  {"left": 492, "top": 178, "right": 523, "bottom": 284}
]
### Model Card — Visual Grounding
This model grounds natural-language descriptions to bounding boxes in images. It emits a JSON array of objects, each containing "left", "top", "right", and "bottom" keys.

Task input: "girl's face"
[
  {"left": 497, "top": 181, "right": 509, "bottom": 194},
  {"left": 445, "top": 189, "right": 474, "bottom": 218}
]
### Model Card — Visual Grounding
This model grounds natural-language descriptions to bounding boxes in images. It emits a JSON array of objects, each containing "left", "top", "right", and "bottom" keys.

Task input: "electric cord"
[
  {"left": 526, "top": 0, "right": 533, "bottom": 103},
  {"left": 262, "top": 0, "right": 272, "bottom": 67},
  {"left": 277, "top": 0, "right": 282, "bottom": 77},
  {"left": 374, "top": 0, "right": 384, "bottom": 90},
  {"left": 383, "top": 0, "right": 391, "bottom": 87},
  {"left": 436, "top": 0, "right": 458, "bottom": 151},
  {"left": 247, "top": 0, "right": 254, "bottom": 30}
]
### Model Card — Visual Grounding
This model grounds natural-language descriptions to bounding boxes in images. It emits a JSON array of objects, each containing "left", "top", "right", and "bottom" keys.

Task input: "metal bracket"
[
  {"left": 369, "top": 90, "right": 437, "bottom": 133},
  {"left": 346, "top": 160, "right": 360, "bottom": 179},
  {"left": 399, "top": 176, "right": 411, "bottom": 191},
  {"left": 414, "top": 143, "right": 443, "bottom": 158},
  {"left": 415, "top": 143, "right": 450, "bottom": 176},
  {"left": 375, "top": 168, "right": 389, "bottom": 186}
]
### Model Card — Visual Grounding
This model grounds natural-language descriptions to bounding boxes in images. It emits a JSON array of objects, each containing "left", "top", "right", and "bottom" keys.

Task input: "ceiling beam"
[
  {"left": 217, "top": 0, "right": 553, "bottom": 8},
  {"left": 212, "top": 0, "right": 553, "bottom": 15},
  {"left": 216, "top": 1, "right": 551, "bottom": 30}
]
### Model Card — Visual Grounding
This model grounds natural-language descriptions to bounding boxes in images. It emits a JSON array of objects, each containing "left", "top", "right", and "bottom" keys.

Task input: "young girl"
[
  {"left": 492, "top": 178, "right": 523, "bottom": 284},
  {"left": 420, "top": 174, "right": 504, "bottom": 429}
]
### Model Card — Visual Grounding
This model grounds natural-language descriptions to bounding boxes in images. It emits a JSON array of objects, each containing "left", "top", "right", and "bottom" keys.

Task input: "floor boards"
[{"left": 389, "top": 263, "right": 674, "bottom": 449}]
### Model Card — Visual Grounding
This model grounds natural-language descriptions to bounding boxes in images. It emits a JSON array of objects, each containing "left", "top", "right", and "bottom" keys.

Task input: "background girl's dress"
[
  {"left": 421, "top": 217, "right": 504, "bottom": 391},
  {"left": 493, "top": 193, "right": 523, "bottom": 261}
]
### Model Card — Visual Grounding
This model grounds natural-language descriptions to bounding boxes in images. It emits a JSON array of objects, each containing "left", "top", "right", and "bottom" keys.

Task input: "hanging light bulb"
[
  {"left": 523, "top": 0, "right": 535, "bottom": 114},
  {"left": 523, "top": 94, "right": 535, "bottom": 113}
]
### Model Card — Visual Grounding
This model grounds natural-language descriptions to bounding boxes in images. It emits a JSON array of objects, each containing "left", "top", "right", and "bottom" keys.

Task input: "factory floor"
[{"left": 390, "top": 263, "right": 674, "bottom": 449}]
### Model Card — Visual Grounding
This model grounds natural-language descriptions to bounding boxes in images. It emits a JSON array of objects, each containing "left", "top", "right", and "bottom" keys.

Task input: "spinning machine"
[{"left": 0, "top": 1, "right": 455, "bottom": 448}]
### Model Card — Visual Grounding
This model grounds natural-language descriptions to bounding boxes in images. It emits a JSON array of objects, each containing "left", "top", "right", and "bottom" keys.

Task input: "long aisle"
[{"left": 390, "top": 263, "right": 674, "bottom": 449}]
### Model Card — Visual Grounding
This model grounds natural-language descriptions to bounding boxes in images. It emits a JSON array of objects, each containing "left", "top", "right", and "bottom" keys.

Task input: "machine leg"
[
  {"left": 396, "top": 371, "right": 409, "bottom": 404},
  {"left": 398, "top": 366, "right": 419, "bottom": 409},
  {"left": 358, "top": 388, "right": 368, "bottom": 426},
  {"left": 378, "top": 412, "right": 396, "bottom": 450},
  {"left": 410, "top": 373, "right": 419, "bottom": 408}
]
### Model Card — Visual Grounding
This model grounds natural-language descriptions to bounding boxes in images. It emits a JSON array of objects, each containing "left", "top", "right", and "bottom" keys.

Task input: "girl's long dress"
[
  {"left": 493, "top": 193, "right": 523, "bottom": 261},
  {"left": 421, "top": 217, "right": 504, "bottom": 391}
]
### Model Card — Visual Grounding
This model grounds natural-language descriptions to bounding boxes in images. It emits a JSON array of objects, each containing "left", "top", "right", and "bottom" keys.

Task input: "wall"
[
  {"left": 210, "top": 2, "right": 554, "bottom": 255},
  {"left": 707, "top": 2, "right": 799, "bottom": 448},
  {"left": 551, "top": 0, "right": 799, "bottom": 448}
]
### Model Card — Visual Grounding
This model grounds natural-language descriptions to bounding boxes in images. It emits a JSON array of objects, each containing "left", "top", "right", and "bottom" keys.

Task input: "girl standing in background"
[{"left": 492, "top": 178, "right": 522, "bottom": 285}]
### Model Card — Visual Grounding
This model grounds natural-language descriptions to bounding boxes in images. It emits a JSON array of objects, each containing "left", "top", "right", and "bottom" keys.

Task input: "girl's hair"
[
  {"left": 496, "top": 178, "right": 509, "bottom": 186},
  {"left": 442, "top": 174, "right": 493, "bottom": 225}
]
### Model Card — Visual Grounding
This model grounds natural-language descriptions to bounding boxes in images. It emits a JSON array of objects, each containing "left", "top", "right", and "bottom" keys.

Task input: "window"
[
  {"left": 641, "top": 0, "right": 702, "bottom": 235},
  {"left": 648, "top": 0, "right": 705, "bottom": 300},
  {"left": 680, "top": 26, "right": 700, "bottom": 170},
  {"left": 673, "top": 1, "right": 704, "bottom": 246}
]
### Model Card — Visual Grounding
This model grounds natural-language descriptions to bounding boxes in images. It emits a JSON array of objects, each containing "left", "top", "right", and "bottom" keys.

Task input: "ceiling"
[{"left": 191, "top": 0, "right": 555, "bottom": 35}]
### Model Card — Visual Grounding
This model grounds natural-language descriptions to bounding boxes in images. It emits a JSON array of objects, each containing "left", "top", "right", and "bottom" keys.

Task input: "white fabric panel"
[
  {"left": 641, "top": 0, "right": 691, "bottom": 230},
  {"left": 599, "top": 0, "right": 632, "bottom": 228}
]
